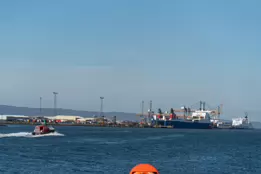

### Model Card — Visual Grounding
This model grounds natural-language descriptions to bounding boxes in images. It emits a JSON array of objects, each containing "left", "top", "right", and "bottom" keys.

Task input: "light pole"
[
  {"left": 40, "top": 97, "right": 42, "bottom": 115},
  {"left": 100, "top": 97, "right": 104, "bottom": 117},
  {"left": 53, "top": 92, "right": 58, "bottom": 116},
  {"left": 141, "top": 100, "right": 144, "bottom": 118},
  {"left": 100, "top": 97, "right": 104, "bottom": 125}
]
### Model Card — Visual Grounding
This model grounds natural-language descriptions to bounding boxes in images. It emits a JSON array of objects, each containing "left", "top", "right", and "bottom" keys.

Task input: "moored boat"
[
  {"left": 216, "top": 120, "right": 233, "bottom": 129},
  {"left": 231, "top": 113, "right": 253, "bottom": 129},
  {"left": 151, "top": 104, "right": 213, "bottom": 129}
]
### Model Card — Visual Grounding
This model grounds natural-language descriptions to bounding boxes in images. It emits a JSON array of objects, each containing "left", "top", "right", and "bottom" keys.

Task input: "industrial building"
[
  {"left": 44, "top": 115, "right": 95, "bottom": 123},
  {"left": 54, "top": 115, "right": 82, "bottom": 121},
  {"left": 0, "top": 114, "right": 99, "bottom": 124},
  {"left": 0, "top": 115, "right": 29, "bottom": 121}
]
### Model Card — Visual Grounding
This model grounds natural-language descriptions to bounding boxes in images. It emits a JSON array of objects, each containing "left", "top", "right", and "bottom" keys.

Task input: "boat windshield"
[{"left": 48, "top": 125, "right": 54, "bottom": 129}]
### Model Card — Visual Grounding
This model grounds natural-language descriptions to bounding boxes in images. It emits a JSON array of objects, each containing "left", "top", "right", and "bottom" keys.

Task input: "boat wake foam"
[{"left": 0, "top": 132, "right": 64, "bottom": 138}]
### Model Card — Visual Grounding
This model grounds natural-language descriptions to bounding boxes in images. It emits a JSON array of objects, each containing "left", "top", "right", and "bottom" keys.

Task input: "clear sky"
[{"left": 0, "top": 0, "right": 261, "bottom": 120}]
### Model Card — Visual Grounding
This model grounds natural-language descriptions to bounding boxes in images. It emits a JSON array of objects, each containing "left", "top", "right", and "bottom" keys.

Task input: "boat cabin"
[{"left": 34, "top": 125, "right": 49, "bottom": 133}]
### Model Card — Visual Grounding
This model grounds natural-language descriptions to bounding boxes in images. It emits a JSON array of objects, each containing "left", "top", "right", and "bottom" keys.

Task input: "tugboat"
[{"left": 32, "top": 120, "right": 55, "bottom": 135}]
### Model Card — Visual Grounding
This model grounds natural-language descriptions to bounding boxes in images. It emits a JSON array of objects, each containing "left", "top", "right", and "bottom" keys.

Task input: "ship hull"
[
  {"left": 32, "top": 130, "right": 55, "bottom": 135},
  {"left": 211, "top": 126, "right": 253, "bottom": 129},
  {"left": 154, "top": 120, "right": 212, "bottom": 129}
]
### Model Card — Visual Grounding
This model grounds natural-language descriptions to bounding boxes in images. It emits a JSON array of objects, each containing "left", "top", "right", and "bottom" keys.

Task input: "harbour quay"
[{"left": 0, "top": 114, "right": 145, "bottom": 128}]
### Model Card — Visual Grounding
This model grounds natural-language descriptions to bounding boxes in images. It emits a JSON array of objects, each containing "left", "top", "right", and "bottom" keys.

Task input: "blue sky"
[{"left": 0, "top": 0, "right": 261, "bottom": 120}]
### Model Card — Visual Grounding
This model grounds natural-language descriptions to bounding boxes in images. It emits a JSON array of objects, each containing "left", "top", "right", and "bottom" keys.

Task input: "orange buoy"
[{"left": 130, "top": 164, "right": 159, "bottom": 174}]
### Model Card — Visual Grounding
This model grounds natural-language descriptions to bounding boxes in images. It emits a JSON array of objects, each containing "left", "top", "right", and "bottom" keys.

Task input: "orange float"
[{"left": 130, "top": 164, "right": 159, "bottom": 174}]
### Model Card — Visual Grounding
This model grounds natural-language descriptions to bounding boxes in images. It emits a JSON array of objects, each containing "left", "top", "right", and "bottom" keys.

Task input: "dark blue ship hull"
[{"left": 153, "top": 120, "right": 212, "bottom": 129}]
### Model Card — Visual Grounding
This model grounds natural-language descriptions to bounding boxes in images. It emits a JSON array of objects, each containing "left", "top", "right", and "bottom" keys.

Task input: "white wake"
[{"left": 0, "top": 132, "right": 64, "bottom": 138}]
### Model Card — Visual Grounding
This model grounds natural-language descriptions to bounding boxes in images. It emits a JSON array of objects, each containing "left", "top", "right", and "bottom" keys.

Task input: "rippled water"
[{"left": 0, "top": 125, "right": 261, "bottom": 174}]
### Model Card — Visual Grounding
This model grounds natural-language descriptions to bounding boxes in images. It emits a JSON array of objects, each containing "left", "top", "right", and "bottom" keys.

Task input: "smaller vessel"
[
  {"left": 231, "top": 112, "right": 253, "bottom": 129},
  {"left": 32, "top": 125, "right": 55, "bottom": 135},
  {"left": 32, "top": 120, "right": 55, "bottom": 135},
  {"left": 216, "top": 120, "right": 232, "bottom": 129}
]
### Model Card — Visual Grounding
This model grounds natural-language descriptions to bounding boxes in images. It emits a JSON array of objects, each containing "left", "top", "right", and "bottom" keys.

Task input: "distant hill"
[{"left": 0, "top": 105, "right": 138, "bottom": 121}]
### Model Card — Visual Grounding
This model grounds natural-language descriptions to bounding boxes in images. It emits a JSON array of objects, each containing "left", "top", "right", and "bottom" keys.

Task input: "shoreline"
[
  {"left": 1, "top": 121, "right": 151, "bottom": 128},
  {"left": 2, "top": 122, "right": 256, "bottom": 130}
]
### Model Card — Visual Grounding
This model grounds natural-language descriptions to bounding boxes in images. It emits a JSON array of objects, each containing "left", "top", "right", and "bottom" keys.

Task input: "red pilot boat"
[{"left": 32, "top": 120, "right": 55, "bottom": 135}]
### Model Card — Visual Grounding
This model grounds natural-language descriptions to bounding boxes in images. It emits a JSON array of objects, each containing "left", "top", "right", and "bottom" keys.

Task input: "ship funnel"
[{"left": 199, "top": 101, "right": 202, "bottom": 110}]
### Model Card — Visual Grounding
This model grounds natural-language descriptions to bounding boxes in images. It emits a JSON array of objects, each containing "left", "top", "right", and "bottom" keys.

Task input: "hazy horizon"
[{"left": 1, "top": 1, "right": 261, "bottom": 121}]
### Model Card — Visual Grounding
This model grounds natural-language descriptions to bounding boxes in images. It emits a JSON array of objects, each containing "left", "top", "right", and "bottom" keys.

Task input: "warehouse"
[
  {"left": 76, "top": 117, "right": 95, "bottom": 123},
  {"left": 0, "top": 115, "right": 29, "bottom": 121},
  {"left": 54, "top": 115, "right": 82, "bottom": 121}
]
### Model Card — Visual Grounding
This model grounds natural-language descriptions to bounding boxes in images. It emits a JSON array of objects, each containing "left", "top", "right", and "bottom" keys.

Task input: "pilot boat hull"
[{"left": 32, "top": 125, "right": 56, "bottom": 135}]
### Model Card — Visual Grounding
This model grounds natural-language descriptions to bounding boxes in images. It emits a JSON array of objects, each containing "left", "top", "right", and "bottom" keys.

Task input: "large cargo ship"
[
  {"left": 153, "top": 119, "right": 212, "bottom": 129},
  {"left": 150, "top": 103, "right": 212, "bottom": 129}
]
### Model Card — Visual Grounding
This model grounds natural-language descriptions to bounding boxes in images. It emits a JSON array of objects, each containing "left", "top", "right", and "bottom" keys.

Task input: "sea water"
[{"left": 0, "top": 125, "right": 261, "bottom": 174}]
